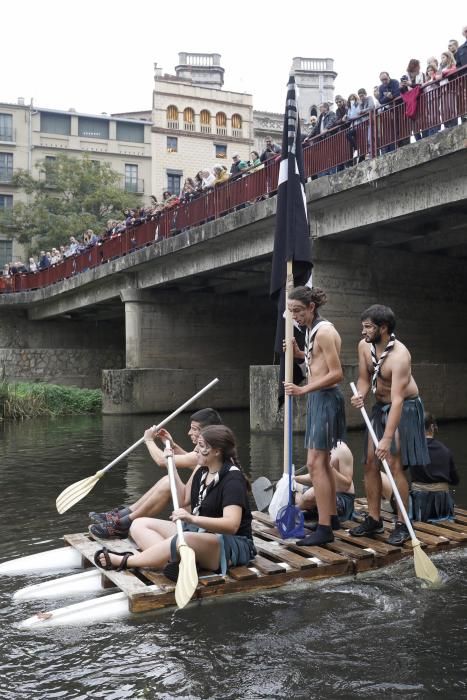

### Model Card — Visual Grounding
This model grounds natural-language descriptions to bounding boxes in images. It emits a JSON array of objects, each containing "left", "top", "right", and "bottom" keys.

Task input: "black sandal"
[{"left": 94, "top": 547, "right": 134, "bottom": 571}]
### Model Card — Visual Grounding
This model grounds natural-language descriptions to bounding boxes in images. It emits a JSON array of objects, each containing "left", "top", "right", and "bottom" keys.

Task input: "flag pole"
[{"left": 283, "top": 260, "right": 294, "bottom": 474}]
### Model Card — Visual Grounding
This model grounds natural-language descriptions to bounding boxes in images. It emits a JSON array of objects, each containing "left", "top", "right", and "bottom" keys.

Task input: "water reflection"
[{"left": 0, "top": 413, "right": 466, "bottom": 699}]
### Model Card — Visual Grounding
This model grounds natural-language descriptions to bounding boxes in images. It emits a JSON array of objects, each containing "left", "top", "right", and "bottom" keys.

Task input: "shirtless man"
[
  {"left": 88, "top": 408, "right": 222, "bottom": 539},
  {"left": 284, "top": 286, "right": 346, "bottom": 546},
  {"left": 295, "top": 441, "right": 355, "bottom": 524},
  {"left": 349, "top": 304, "right": 429, "bottom": 545}
]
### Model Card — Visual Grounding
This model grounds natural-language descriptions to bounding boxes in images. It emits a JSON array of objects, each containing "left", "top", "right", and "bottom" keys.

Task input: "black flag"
[{"left": 270, "top": 74, "right": 313, "bottom": 404}]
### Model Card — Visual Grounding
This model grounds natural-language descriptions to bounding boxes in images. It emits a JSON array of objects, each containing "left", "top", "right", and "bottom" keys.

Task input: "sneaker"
[
  {"left": 349, "top": 514, "right": 384, "bottom": 537},
  {"left": 387, "top": 521, "right": 410, "bottom": 546},
  {"left": 88, "top": 508, "right": 120, "bottom": 525},
  {"left": 88, "top": 514, "right": 130, "bottom": 540}
]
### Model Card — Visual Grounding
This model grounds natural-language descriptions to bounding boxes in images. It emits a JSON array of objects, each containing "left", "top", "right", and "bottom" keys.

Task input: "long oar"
[
  {"left": 56, "top": 378, "right": 219, "bottom": 514},
  {"left": 350, "top": 382, "right": 441, "bottom": 585},
  {"left": 165, "top": 439, "right": 198, "bottom": 608}
]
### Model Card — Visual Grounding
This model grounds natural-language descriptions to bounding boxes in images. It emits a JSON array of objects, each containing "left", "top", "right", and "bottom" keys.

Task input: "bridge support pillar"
[
  {"left": 105, "top": 288, "right": 273, "bottom": 414},
  {"left": 120, "top": 289, "right": 159, "bottom": 368}
]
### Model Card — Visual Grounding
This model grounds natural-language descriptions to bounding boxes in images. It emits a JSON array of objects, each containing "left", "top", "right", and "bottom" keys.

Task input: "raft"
[{"left": 14, "top": 500, "right": 467, "bottom": 627}]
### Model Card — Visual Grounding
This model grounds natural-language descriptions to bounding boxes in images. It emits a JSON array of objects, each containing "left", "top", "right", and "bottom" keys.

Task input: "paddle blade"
[
  {"left": 412, "top": 540, "right": 442, "bottom": 586},
  {"left": 175, "top": 543, "right": 198, "bottom": 609},
  {"left": 56, "top": 471, "right": 104, "bottom": 514},
  {"left": 252, "top": 476, "right": 274, "bottom": 512}
]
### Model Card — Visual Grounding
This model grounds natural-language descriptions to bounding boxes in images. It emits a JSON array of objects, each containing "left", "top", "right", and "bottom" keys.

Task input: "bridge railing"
[{"left": 2, "top": 69, "right": 465, "bottom": 295}]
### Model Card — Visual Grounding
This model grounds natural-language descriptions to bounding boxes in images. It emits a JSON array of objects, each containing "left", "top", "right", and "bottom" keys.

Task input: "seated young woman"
[{"left": 94, "top": 425, "right": 256, "bottom": 576}]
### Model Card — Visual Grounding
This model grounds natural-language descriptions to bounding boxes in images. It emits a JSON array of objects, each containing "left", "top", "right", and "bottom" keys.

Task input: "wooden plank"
[
  {"left": 408, "top": 521, "right": 467, "bottom": 542},
  {"left": 253, "top": 537, "right": 317, "bottom": 570},
  {"left": 325, "top": 539, "right": 374, "bottom": 560},
  {"left": 198, "top": 575, "right": 226, "bottom": 587},
  {"left": 252, "top": 554, "right": 285, "bottom": 575},
  {"left": 64, "top": 533, "right": 150, "bottom": 597},
  {"left": 252, "top": 511, "right": 275, "bottom": 527},
  {"left": 351, "top": 511, "right": 448, "bottom": 549},
  {"left": 228, "top": 566, "right": 259, "bottom": 581},
  {"left": 423, "top": 520, "right": 467, "bottom": 535},
  {"left": 338, "top": 524, "right": 402, "bottom": 555},
  {"left": 324, "top": 540, "right": 375, "bottom": 573},
  {"left": 253, "top": 521, "right": 349, "bottom": 566}
]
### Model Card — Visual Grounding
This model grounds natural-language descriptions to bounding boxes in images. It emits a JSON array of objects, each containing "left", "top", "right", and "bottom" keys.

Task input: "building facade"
[
  {"left": 0, "top": 100, "right": 152, "bottom": 266},
  {"left": 151, "top": 53, "right": 254, "bottom": 198}
]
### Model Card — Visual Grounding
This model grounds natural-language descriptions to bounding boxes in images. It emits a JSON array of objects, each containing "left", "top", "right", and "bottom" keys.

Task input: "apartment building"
[{"left": 0, "top": 100, "right": 152, "bottom": 266}]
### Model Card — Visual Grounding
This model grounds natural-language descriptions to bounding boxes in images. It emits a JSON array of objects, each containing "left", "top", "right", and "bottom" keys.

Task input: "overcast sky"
[{"left": 2, "top": 1, "right": 465, "bottom": 117}]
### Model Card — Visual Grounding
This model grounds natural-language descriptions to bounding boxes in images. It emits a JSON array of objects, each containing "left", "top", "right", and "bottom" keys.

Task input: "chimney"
[{"left": 17, "top": 97, "right": 25, "bottom": 105}]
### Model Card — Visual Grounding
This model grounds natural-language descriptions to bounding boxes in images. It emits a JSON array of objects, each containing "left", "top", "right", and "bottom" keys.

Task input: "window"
[
  {"left": 166, "top": 105, "right": 179, "bottom": 129},
  {"left": 0, "top": 238, "right": 13, "bottom": 268},
  {"left": 40, "top": 112, "right": 71, "bottom": 135},
  {"left": 78, "top": 117, "right": 109, "bottom": 139},
  {"left": 124, "top": 164, "right": 139, "bottom": 193},
  {"left": 232, "top": 113, "right": 243, "bottom": 137},
  {"left": 44, "top": 156, "right": 57, "bottom": 185},
  {"left": 216, "top": 112, "right": 227, "bottom": 136},
  {"left": 183, "top": 107, "right": 195, "bottom": 131},
  {"left": 0, "top": 114, "right": 13, "bottom": 142},
  {"left": 0, "top": 194, "right": 13, "bottom": 210},
  {"left": 0, "top": 153, "right": 13, "bottom": 183},
  {"left": 167, "top": 136, "right": 178, "bottom": 153},
  {"left": 215, "top": 145, "right": 227, "bottom": 159},
  {"left": 116, "top": 122, "right": 144, "bottom": 143},
  {"left": 200, "top": 110, "right": 211, "bottom": 133},
  {"left": 0, "top": 194, "right": 13, "bottom": 225},
  {"left": 166, "top": 171, "right": 182, "bottom": 196}
]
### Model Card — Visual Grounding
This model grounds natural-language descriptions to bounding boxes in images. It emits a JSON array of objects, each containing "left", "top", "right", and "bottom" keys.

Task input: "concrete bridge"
[{"left": 1, "top": 124, "right": 466, "bottom": 424}]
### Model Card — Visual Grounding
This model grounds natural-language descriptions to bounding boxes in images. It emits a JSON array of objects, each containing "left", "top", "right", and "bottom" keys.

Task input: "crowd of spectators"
[
  {"left": 302, "top": 26, "right": 467, "bottom": 163},
  {"left": 2, "top": 26, "right": 466, "bottom": 286}
]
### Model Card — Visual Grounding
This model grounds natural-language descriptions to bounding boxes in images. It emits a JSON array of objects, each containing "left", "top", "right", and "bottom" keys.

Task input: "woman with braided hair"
[
  {"left": 93, "top": 425, "right": 256, "bottom": 577},
  {"left": 349, "top": 304, "right": 429, "bottom": 545}
]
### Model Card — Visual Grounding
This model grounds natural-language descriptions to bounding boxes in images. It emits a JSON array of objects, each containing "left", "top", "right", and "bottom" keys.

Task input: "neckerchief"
[
  {"left": 192, "top": 461, "right": 240, "bottom": 515},
  {"left": 304, "top": 316, "right": 332, "bottom": 375},
  {"left": 371, "top": 333, "right": 396, "bottom": 393}
]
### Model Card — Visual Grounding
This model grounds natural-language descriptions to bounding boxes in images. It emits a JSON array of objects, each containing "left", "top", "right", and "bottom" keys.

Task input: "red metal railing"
[{"left": 2, "top": 69, "right": 465, "bottom": 295}]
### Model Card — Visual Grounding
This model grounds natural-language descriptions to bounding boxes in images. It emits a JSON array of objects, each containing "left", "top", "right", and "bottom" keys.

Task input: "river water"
[{"left": 0, "top": 411, "right": 466, "bottom": 700}]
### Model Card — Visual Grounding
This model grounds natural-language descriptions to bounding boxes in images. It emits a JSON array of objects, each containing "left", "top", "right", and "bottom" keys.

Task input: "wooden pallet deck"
[{"left": 62, "top": 504, "right": 467, "bottom": 614}]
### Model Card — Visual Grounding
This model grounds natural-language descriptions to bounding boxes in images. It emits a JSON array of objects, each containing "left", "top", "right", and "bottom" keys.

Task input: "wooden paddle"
[
  {"left": 56, "top": 378, "right": 219, "bottom": 514},
  {"left": 350, "top": 382, "right": 441, "bottom": 585},
  {"left": 164, "top": 440, "right": 198, "bottom": 608}
]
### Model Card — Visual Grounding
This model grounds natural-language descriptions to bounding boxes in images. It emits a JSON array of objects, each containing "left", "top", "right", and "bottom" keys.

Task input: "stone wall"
[
  {"left": 0, "top": 311, "right": 124, "bottom": 388},
  {"left": 102, "top": 368, "right": 247, "bottom": 414}
]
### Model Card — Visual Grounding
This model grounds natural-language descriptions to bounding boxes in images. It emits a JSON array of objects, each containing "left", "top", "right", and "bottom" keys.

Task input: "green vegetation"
[
  {"left": 0, "top": 381, "right": 102, "bottom": 419},
  {"left": 11, "top": 154, "right": 137, "bottom": 251}
]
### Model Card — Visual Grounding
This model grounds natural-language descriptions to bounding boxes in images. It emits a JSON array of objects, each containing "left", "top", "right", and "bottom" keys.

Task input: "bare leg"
[
  {"left": 295, "top": 486, "right": 316, "bottom": 510},
  {"left": 99, "top": 531, "right": 221, "bottom": 572},
  {"left": 307, "top": 448, "right": 335, "bottom": 527},
  {"left": 364, "top": 439, "right": 383, "bottom": 521},
  {"left": 129, "top": 481, "right": 167, "bottom": 511},
  {"left": 127, "top": 477, "right": 173, "bottom": 520},
  {"left": 386, "top": 454, "right": 409, "bottom": 521},
  {"left": 130, "top": 517, "right": 177, "bottom": 550}
]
